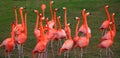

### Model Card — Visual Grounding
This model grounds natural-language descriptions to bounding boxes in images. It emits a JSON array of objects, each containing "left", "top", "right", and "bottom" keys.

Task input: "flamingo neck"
[
  {"left": 75, "top": 19, "right": 80, "bottom": 36},
  {"left": 39, "top": 14, "right": 45, "bottom": 41},
  {"left": 11, "top": 22, "right": 15, "bottom": 42},
  {"left": 84, "top": 14, "right": 89, "bottom": 39},
  {"left": 64, "top": 9, "right": 67, "bottom": 26},
  {"left": 53, "top": 10, "right": 57, "bottom": 30},
  {"left": 57, "top": 16, "right": 62, "bottom": 30},
  {"left": 24, "top": 11, "right": 27, "bottom": 36},
  {"left": 105, "top": 6, "right": 110, "bottom": 21},
  {"left": 14, "top": 7, "right": 18, "bottom": 25},
  {"left": 35, "top": 11, "right": 39, "bottom": 30},
  {"left": 19, "top": 8, "right": 24, "bottom": 25},
  {"left": 50, "top": 2, "right": 53, "bottom": 21},
  {"left": 111, "top": 14, "right": 116, "bottom": 34}
]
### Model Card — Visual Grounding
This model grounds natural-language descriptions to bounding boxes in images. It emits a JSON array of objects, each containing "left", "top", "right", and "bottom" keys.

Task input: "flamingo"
[
  {"left": 14, "top": 7, "right": 24, "bottom": 35},
  {"left": 46, "top": 1, "right": 55, "bottom": 29},
  {"left": 59, "top": 23, "right": 73, "bottom": 58},
  {"left": 74, "top": 12, "right": 90, "bottom": 58},
  {"left": 73, "top": 17, "right": 80, "bottom": 45},
  {"left": 100, "top": 5, "right": 111, "bottom": 32},
  {"left": 34, "top": 10, "right": 41, "bottom": 42},
  {"left": 78, "top": 9, "right": 91, "bottom": 38},
  {"left": 73, "top": 17, "right": 80, "bottom": 58},
  {"left": 15, "top": 8, "right": 27, "bottom": 58},
  {"left": 0, "top": 22, "right": 15, "bottom": 58},
  {"left": 32, "top": 13, "right": 48, "bottom": 58},
  {"left": 101, "top": 13, "right": 116, "bottom": 41}
]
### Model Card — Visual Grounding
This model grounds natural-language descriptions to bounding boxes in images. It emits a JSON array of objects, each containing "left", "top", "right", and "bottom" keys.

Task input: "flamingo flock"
[{"left": 0, "top": 1, "right": 116, "bottom": 58}]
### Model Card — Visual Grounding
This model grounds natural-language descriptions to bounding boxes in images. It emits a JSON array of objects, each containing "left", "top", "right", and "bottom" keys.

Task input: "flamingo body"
[{"left": 60, "top": 39, "right": 73, "bottom": 54}]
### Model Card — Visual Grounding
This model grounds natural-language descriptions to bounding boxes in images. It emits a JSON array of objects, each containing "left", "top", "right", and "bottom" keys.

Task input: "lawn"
[{"left": 0, "top": 0, "right": 120, "bottom": 58}]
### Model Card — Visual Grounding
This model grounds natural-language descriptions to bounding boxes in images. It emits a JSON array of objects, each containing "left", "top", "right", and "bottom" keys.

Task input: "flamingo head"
[
  {"left": 105, "top": 5, "right": 109, "bottom": 9},
  {"left": 19, "top": 7, "right": 24, "bottom": 11},
  {"left": 41, "top": 4, "right": 46, "bottom": 10},
  {"left": 54, "top": 8, "right": 58, "bottom": 12},
  {"left": 86, "top": 12, "right": 90, "bottom": 16},
  {"left": 75, "top": 17, "right": 80, "bottom": 21},
  {"left": 34, "top": 10, "right": 38, "bottom": 13},
  {"left": 63, "top": 7, "right": 67, "bottom": 10},
  {"left": 50, "top": 1, "right": 54, "bottom": 4}
]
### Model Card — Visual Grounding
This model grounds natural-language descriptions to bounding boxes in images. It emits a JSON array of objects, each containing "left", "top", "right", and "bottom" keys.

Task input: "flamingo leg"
[
  {"left": 99, "top": 49, "right": 102, "bottom": 58},
  {"left": 74, "top": 48, "right": 77, "bottom": 58},
  {"left": 64, "top": 51, "right": 66, "bottom": 58},
  {"left": 66, "top": 50, "right": 69, "bottom": 58},
  {"left": 51, "top": 41, "right": 55, "bottom": 58},
  {"left": 17, "top": 44, "right": 21, "bottom": 58},
  {"left": 106, "top": 48, "right": 108, "bottom": 58},
  {"left": 21, "top": 45, "right": 24, "bottom": 58},
  {"left": 8, "top": 52, "right": 10, "bottom": 58},
  {"left": 108, "top": 48, "right": 113, "bottom": 58},
  {"left": 80, "top": 48, "right": 83, "bottom": 58}
]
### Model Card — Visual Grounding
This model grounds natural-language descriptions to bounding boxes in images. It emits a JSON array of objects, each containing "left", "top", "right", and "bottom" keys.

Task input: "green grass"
[{"left": 0, "top": 0, "right": 120, "bottom": 58}]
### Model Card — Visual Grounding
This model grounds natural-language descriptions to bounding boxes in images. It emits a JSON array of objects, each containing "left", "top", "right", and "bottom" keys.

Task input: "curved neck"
[
  {"left": 57, "top": 16, "right": 62, "bottom": 30},
  {"left": 50, "top": 2, "right": 53, "bottom": 21},
  {"left": 14, "top": 7, "right": 18, "bottom": 25},
  {"left": 105, "top": 6, "right": 110, "bottom": 21},
  {"left": 111, "top": 14, "right": 116, "bottom": 34},
  {"left": 35, "top": 11, "right": 39, "bottom": 30}
]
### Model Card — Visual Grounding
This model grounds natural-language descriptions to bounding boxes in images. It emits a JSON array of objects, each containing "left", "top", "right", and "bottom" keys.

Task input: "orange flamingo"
[
  {"left": 46, "top": 1, "right": 55, "bottom": 29},
  {"left": 14, "top": 7, "right": 24, "bottom": 35},
  {"left": 101, "top": 13, "right": 116, "bottom": 41},
  {"left": 100, "top": 5, "right": 111, "bottom": 32},
  {"left": 32, "top": 13, "right": 48, "bottom": 58},
  {"left": 0, "top": 22, "right": 15, "bottom": 58},
  {"left": 34, "top": 10, "right": 41, "bottom": 42},
  {"left": 73, "top": 17, "right": 80, "bottom": 58},
  {"left": 59, "top": 23, "right": 73, "bottom": 58},
  {"left": 74, "top": 11, "right": 90, "bottom": 58},
  {"left": 15, "top": 8, "right": 27, "bottom": 58},
  {"left": 73, "top": 17, "right": 80, "bottom": 45},
  {"left": 78, "top": 9, "right": 91, "bottom": 38}
]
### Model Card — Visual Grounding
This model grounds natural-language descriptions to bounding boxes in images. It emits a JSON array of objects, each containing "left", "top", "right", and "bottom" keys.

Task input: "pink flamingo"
[
  {"left": 32, "top": 13, "right": 48, "bottom": 58},
  {"left": 34, "top": 10, "right": 41, "bottom": 42},
  {"left": 46, "top": 1, "right": 55, "bottom": 29},
  {"left": 14, "top": 7, "right": 24, "bottom": 35},
  {"left": 0, "top": 22, "right": 15, "bottom": 58},
  {"left": 78, "top": 9, "right": 91, "bottom": 38},
  {"left": 59, "top": 23, "right": 73, "bottom": 58},
  {"left": 100, "top": 5, "right": 111, "bottom": 32},
  {"left": 73, "top": 17, "right": 80, "bottom": 45},
  {"left": 74, "top": 11, "right": 90, "bottom": 58},
  {"left": 101, "top": 13, "right": 116, "bottom": 41},
  {"left": 15, "top": 8, "right": 27, "bottom": 58},
  {"left": 73, "top": 17, "right": 80, "bottom": 58}
]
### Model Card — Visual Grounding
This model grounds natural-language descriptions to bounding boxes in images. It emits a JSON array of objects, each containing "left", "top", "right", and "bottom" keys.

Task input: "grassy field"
[{"left": 0, "top": 0, "right": 120, "bottom": 58}]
